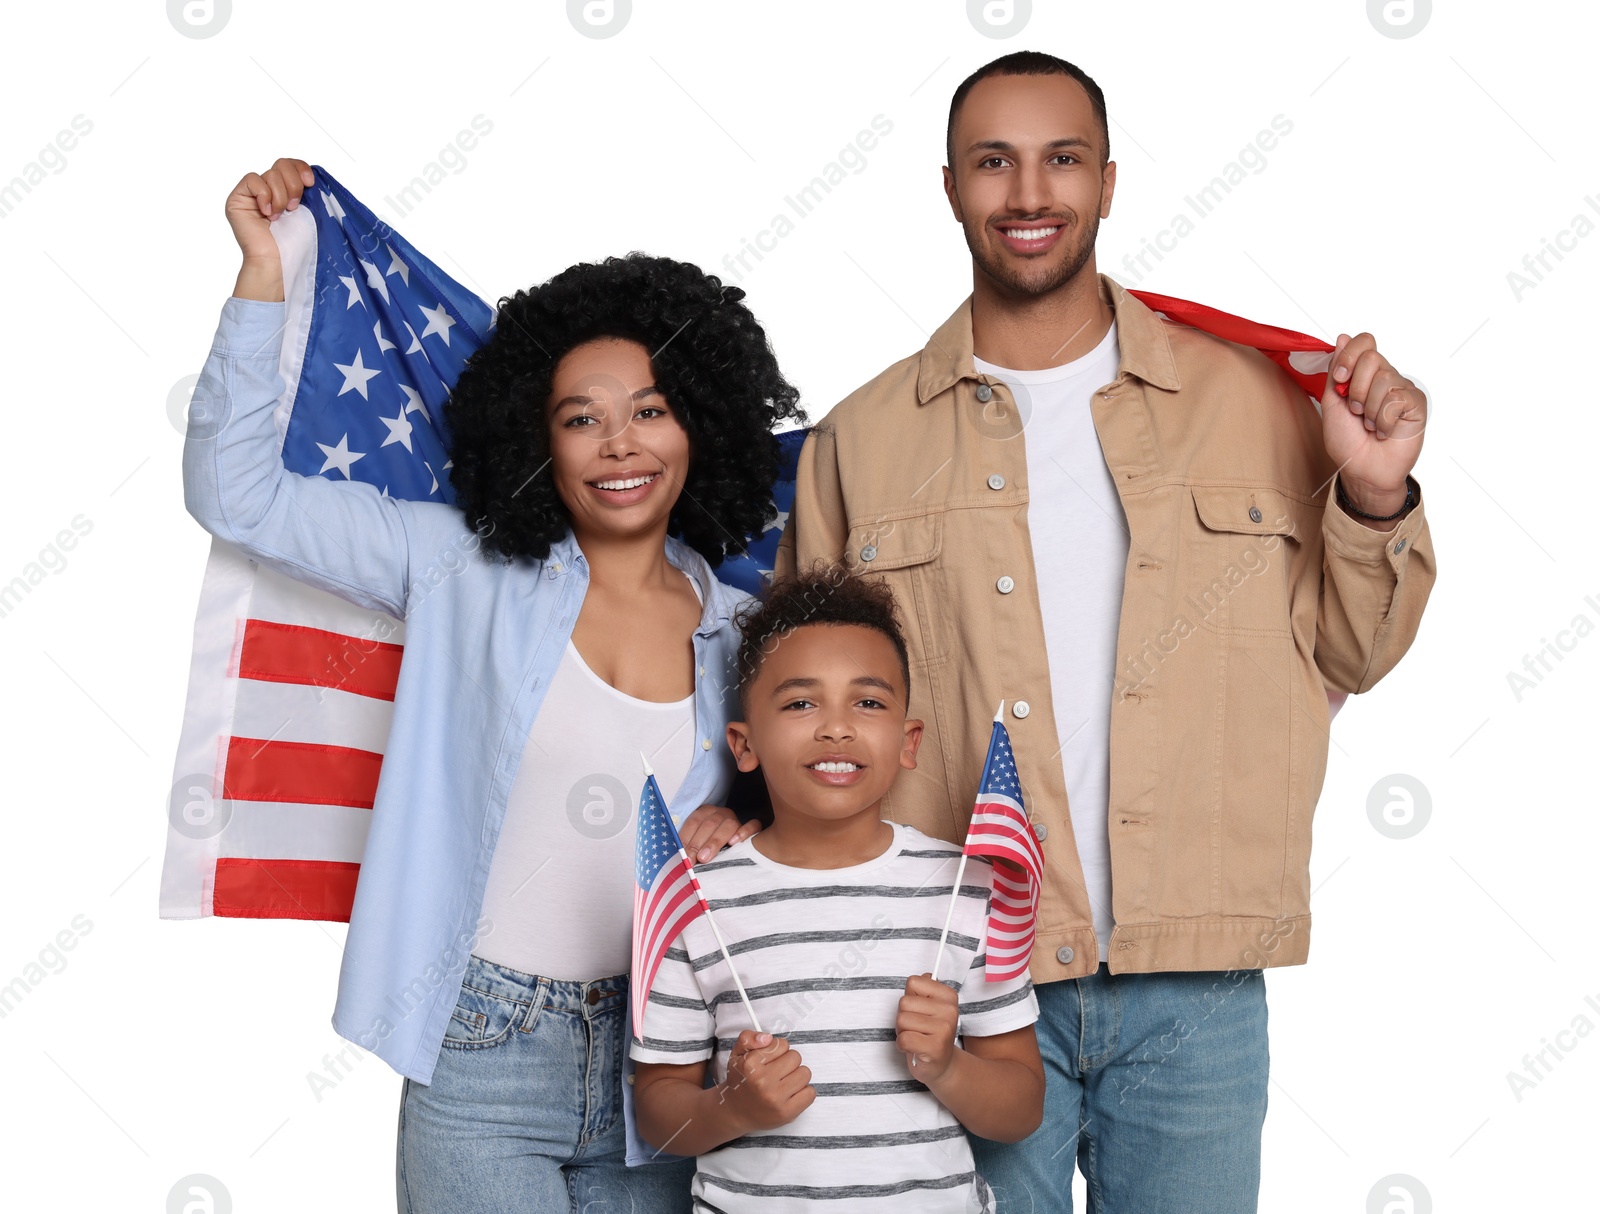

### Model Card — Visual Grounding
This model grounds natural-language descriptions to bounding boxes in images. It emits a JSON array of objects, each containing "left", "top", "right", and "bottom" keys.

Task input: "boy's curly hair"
[
  {"left": 443, "top": 253, "right": 806, "bottom": 564},
  {"left": 734, "top": 563, "right": 911, "bottom": 713}
]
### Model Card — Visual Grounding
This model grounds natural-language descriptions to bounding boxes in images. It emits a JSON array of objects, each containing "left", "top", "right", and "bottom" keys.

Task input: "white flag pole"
[
  {"left": 929, "top": 701, "right": 1004, "bottom": 984},
  {"left": 689, "top": 867, "right": 763, "bottom": 1035},
  {"left": 642, "top": 754, "right": 763, "bottom": 1034}
]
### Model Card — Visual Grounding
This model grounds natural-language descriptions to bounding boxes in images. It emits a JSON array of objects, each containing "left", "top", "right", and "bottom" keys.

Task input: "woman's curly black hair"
[{"left": 443, "top": 252, "right": 806, "bottom": 565}]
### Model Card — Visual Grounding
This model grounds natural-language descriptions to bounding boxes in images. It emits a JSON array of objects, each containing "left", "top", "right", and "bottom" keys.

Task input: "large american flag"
[
  {"left": 160, "top": 166, "right": 800, "bottom": 923},
  {"left": 962, "top": 709, "right": 1045, "bottom": 982},
  {"left": 160, "top": 163, "right": 1346, "bottom": 924},
  {"left": 630, "top": 765, "right": 707, "bottom": 1037}
]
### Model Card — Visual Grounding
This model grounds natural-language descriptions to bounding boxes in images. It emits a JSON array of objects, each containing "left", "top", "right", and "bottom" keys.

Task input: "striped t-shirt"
[{"left": 630, "top": 822, "right": 1039, "bottom": 1213}]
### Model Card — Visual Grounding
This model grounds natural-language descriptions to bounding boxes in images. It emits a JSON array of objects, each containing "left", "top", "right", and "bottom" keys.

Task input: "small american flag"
[
  {"left": 630, "top": 765, "right": 708, "bottom": 1037},
  {"left": 963, "top": 708, "right": 1044, "bottom": 982}
]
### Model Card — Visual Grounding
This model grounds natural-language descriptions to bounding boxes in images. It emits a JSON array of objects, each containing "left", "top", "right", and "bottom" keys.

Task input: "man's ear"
[
  {"left": 942, "top": 165, "right": 963, "bottom": 223},
  {"left": 1100, "top": 158, "right": 1116, "bottom": 218},
  {"left": 726, "top": 722, "right": 760, "bottom": 773},
  {"left": 899, "top": 718, "right": 925, "bottom": 770}
]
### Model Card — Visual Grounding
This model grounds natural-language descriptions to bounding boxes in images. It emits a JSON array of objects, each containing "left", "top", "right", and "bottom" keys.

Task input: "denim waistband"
[{"left": 464, "top": 952, "right": 628, "bottom": 1017}]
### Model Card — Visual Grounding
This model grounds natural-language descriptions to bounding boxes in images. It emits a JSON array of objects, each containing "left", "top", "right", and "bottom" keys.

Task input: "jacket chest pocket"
[
  {"left": 1183, "top": 485, "right": 1303, "bottom": 639},
  {"left": 847, "top": 513, "right": 948, "bottom": 663}
]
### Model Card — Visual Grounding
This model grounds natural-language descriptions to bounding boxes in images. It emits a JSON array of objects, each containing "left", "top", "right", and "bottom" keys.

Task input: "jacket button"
[
  {"left": 1056, "top": 946, "right": 1075, "bottom": 965},
  {"left": 702, "top": 738, "right": 712, "bottom": 750},
  {"left": 1394, "top": 538, "right": 1407, "bottom": 554},
  {"left": 976, "top": 383, "right": 993, "bottom": 402},
  {"left": 626, "top": 1072, "right": 635, "bottom": 1085},
  {"left": 860, "top": 545, "right": 877, "bottom": 561},
  {"left": 997, "top": 576, "right": 1015, "bottom": 594},
  {"left": 1033, "top": 822, "right": 1048, "bottom": 841},
  {"left": 1012, "top": 700, "right": 1031, "bottom": 719},
  {"left": 987, "top": 473, "right": 1006, "bottom": 490},
  {"left": 1248, "top": 506, "right": 1263, "bottom": 523}
]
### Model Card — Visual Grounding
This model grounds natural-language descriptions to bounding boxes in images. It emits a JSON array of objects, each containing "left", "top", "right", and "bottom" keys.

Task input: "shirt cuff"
[
  {"left": 960, "top": 986, "right": 1041, "bottom": 1038},
  {"left": 629, "top": 1037, "right": 716, "bottom": 1065},
  {"left": 1322, "top": 475, "right": 1427, "bottom": 576},
  {"left": 212, "top": 295, "right": 288, "bottom": 361}
]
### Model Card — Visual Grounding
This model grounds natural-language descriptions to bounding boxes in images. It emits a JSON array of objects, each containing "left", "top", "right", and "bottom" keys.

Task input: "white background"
[{"left": 0, "top": 1, "right": 1594, "bottom": 1210}]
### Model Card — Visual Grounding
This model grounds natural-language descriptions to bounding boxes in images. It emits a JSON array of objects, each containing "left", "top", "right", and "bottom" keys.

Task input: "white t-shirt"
[
  {"left": 632, "top": 822, "right": 1038, "bottom": 1214},
  {"left": 475, "top": 583, "right": 699, "bottom": 981},
  {"left": 974, "top": 320, "right": 1124, "bottom": 964}
]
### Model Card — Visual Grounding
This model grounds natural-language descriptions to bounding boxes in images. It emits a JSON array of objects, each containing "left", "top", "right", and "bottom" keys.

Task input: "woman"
[{"left": 187, "top": 157, "right": 805, "bottom": 1211}]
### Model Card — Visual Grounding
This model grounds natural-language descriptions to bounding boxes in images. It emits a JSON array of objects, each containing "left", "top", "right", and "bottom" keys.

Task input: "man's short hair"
[{"left": 946, "top": 50, "right": 1110, "bottom": 168}]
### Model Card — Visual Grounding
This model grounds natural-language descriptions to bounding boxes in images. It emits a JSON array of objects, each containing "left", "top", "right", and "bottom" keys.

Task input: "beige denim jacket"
[{"left": 775, "top": 273, "right": 1436, "bottom": 983}]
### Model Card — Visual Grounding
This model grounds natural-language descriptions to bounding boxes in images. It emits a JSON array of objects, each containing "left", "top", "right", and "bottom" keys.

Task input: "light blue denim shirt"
[{"left": 184, "top": 295, "right": 748, "bottom": 1085}]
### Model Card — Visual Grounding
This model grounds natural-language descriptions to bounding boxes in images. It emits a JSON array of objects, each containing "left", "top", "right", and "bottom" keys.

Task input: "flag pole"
[
  {"left": 642, "top": 754, "right": 763, "bottom": 1034},
  {"left": 929, "top": 701, "right": 1004, "bottom": 984}
]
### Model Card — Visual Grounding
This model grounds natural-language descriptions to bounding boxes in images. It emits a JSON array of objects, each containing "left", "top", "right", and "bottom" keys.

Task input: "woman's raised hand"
[{"left": 225, "top": 157, "right": 314, "bottom": 301}]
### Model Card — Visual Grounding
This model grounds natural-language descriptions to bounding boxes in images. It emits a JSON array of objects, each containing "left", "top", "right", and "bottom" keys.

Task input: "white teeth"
[
  {"left": 1006, "top": 226, "right": 1059, "bottom": 240},
  {"left": 593, "top": 474, "right": 657, "bottom": 490},
  {"left": 810, "top": 761, "right": 859, "bottom": 773}
]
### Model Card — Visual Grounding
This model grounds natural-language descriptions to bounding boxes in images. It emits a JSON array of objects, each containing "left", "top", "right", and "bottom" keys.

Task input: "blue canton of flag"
[
  {"left": 716, "top": 426, "right": 806, "bottom": 595},
  {"left": 279, "top": 165, "right": 495, "bottom": 503}
]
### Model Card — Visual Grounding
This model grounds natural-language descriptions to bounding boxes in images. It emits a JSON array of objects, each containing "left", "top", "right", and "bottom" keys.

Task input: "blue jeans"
[
  {"left": 970, "top": 963, "right": 1269, "bottom": 1214},
  {"left": 397, "top": 955, "right": 695, "bottom": 1213}
]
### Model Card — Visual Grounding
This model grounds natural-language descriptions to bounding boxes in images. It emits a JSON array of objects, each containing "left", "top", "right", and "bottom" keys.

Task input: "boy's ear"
[
  {"left": 726, "top": 722, "right": 760, "bottom": 773},
  {"left": 899, "top": 718, "right": 924, "bottom": 770}
]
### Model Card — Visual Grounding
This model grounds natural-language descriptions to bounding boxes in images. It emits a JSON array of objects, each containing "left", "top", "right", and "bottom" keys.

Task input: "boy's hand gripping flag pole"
[
  {"left": 931, "top": 703, "right": 1045, "bottom": 984},
  {"left": 631, "top": 755, "right": 761, "bottom": 1037}
]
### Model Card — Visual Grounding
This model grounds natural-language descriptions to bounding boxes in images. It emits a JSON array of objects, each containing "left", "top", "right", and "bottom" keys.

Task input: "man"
[{"left": 775, "top": 51, "right": 1435, "bottom": 1212}]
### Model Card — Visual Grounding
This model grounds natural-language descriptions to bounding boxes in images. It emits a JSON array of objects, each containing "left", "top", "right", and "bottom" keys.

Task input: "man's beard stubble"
[{"left": 964, "top": 209, "right": 1100, "bottom": 299}]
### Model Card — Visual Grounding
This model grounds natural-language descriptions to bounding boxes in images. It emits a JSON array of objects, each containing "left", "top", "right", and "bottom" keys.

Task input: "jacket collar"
[
  {"left": 545, "top": 530, "right": 734, "bottom": 639},
  {"left": 914, "top": 272, "right": 1182, "bottom": 403}
]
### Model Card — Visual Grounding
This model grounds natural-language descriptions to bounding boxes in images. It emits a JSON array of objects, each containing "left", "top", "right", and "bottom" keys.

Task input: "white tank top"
[{"left": 474, "top": 616, "right": 698, "bottom": 981}]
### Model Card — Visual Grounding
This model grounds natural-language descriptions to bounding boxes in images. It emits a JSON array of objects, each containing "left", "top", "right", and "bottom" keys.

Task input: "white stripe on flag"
[{"left": 231, "top": 678, "right": 397, "bottom": 754}]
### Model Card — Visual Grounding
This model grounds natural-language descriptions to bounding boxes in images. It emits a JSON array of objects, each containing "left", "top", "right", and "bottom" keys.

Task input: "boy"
[{"left": 631, "top": 566, "right": 1044, "bottom": 1212}]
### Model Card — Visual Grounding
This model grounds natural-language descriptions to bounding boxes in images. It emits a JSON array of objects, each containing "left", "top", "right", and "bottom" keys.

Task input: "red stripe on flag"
[
  {"left": 213, "top": 858, "right": 360, "bottom": 921},
  {"left": 224, "top": 736, "right": 383, "bottom": 809},
  {"left": 239, "top": 619, "right": 402, "bottom": 701}
]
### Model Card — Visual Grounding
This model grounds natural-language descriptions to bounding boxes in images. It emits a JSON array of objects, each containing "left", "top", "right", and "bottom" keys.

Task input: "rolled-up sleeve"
[{"left": 1315, "top": 479, "right": 1436, "bottom": 695}]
